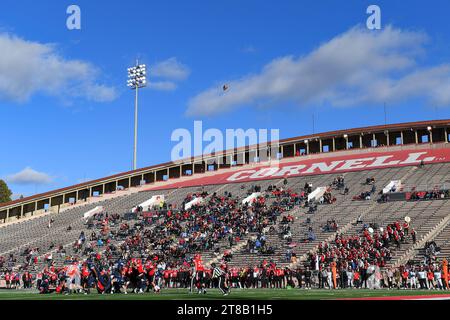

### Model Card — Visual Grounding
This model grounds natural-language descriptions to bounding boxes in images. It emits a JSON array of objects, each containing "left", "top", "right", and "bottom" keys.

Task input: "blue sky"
[{"left": 1, "top": 0, "right": 450, "bottom": 198}]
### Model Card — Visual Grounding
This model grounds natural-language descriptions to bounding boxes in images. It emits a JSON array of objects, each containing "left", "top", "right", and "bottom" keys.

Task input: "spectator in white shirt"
[
  {"left": 417, "top": 268, "right": 427, "bottom": 289},
  {"left": 409, "top": 268, "right": 417, "bottom": 289},
  {"left": 434, "top": 268, "right": 443, "bottom": 289}
]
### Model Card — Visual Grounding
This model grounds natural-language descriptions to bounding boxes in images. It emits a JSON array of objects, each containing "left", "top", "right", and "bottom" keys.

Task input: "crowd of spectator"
[{"left": 409, "top": 188, "right": 450, "bottom": 201}]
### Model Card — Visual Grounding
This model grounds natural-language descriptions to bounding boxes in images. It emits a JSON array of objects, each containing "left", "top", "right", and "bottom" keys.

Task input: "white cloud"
[
  {"left": 0, "top": 33, "right": 118, "bottom": 103},
  {"left": 6, "top": 167, "right": 52, "bottom": 185},
  {"left": 148, "top": 81, "right": 177, "bottom": 91},
  {"left": 150, "top": 57, "right": 190, "bottom": 81},
  {"left": 187, "top": 25, "right": 450, "bottom": 116}
]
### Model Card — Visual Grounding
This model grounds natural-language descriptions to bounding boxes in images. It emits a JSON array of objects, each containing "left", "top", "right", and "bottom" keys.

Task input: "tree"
[{"left": 0, "top": 180, "right": 12, "bottom": 204}]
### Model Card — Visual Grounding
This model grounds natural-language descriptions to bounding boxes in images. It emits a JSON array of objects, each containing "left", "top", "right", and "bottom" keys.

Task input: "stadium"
[
  {"left": 2, "top": 119, "right": 450, "bottom": 300},
  {"left": 3, "top": 1, "right": 450, "bottom": 306}
]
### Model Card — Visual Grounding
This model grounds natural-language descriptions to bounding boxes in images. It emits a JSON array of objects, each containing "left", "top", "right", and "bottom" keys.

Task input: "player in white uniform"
[{"left": 66, "top": 262, "right": 82, "bottom": 293}]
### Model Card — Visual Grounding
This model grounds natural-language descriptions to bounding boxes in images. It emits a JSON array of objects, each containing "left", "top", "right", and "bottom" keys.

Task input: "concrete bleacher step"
[
  {"left": 391, "top": 201, "right": 450, "bottom": 268},
  {"left": 2, "top": 162, "right": 450, "bottom": 273}
]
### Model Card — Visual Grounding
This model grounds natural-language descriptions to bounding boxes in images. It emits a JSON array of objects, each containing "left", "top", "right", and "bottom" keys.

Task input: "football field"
[{"left": 0, "top": 289, "right": 450, "bottom": 300}]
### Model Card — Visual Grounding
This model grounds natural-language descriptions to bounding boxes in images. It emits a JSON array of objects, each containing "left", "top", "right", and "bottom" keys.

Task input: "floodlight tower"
[{"left": 127, "top": 61, "right": 147, "bottom": 170}]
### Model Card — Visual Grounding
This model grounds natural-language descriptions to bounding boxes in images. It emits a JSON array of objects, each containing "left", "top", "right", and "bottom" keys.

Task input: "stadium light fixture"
[
  {"left": 427, "top": 126, "right": 432, "bottom": 131},
  {"left": 127, "top": 61, "right": 147, "bottom": 170}
]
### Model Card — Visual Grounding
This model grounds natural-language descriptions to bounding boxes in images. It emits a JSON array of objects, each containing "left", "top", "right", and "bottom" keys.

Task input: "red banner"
[{"left": 148, "top": 148, "right": 450, "bottom": 190}]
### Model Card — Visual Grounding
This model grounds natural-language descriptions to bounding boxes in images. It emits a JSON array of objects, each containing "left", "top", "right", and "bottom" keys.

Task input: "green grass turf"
[{"left": 0, "top": 288, "right": 449, "bottom": 300}]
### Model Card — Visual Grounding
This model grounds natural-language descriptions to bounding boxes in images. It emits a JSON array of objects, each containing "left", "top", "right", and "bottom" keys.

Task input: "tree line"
[{"left": 0, "top": 180, "right": 12, "bottom": 204}]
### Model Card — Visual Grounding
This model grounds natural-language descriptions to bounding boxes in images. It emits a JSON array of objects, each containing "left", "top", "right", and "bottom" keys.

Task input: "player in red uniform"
[{"left": 190, "top": 254, "right": 207, "bottom": 294}]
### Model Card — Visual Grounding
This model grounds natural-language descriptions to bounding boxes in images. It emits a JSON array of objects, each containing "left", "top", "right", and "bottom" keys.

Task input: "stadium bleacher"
[
  {"left": 0, "top": 166, "right": 447, "bottom": 268},
  {"left": 1, "top": 126, "right": 450, "bottom": 292}
]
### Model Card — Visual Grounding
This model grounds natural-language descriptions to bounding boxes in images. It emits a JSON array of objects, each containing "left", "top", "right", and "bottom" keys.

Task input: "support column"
[
  {"left": 445, "top": 128, "right": 448, "bottom": 143},
  {"left": 332, "top": 138, "right": 336, "bottom": 152},
  {"left": 345, "top": 136, "right": 349, "bottom": 149},
  {"left": 372, "top": 133, "right": 376, "bottom": 147},
  {"left": 386, "top": 131, "right": 390, "bottom": 146},
  {"left": 6, "top": 208, "right": 9, "bottom": 221},
  {"left": 306, "top": 142, "right": 310, "bottom": 155},
  {"left": 294, "top": 143, "right": 298, "bottom": 155},
  {"left": 20, "top": 205, "right": 24, "bottom": 218},
  {"left": 359, "top": 135, "right": 363, "bottom": 148},
  {"left": 400, "top": 131, "right": 404, "bottom": 145},
  {"left": 415, "top": 130, "right": 418, "bottom": 144},
  {"left": 319, "top": 139, "right": 323, "bottom": 153},
  {"left": 429, "top": 131, "right": 433, "bottom": 144}
]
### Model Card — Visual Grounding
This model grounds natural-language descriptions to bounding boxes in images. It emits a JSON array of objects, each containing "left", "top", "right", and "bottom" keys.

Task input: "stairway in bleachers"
[{"left": 2, "top": 162, "right": 450, "bottom": 272}]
